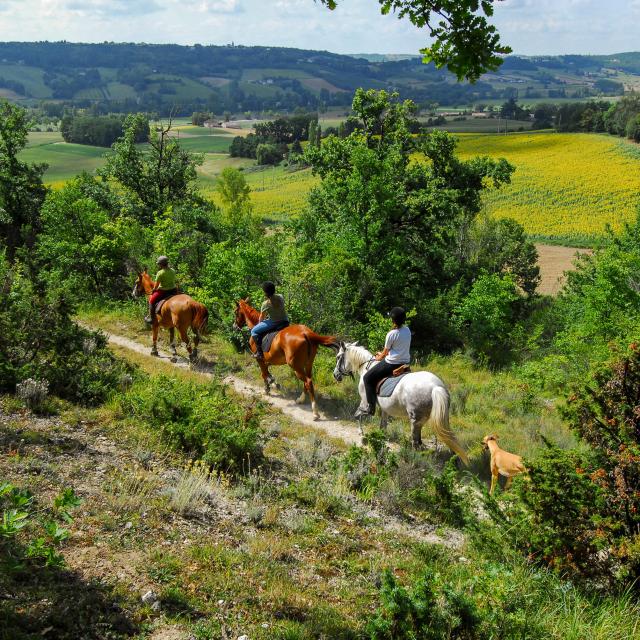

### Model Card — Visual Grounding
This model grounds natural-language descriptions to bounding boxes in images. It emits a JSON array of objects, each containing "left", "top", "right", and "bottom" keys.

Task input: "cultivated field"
[
  {"left": 456, "top": 132, "right": 640, "bottom": 243},
  {"left": 21, "top": 130, "right": 640, "bottom": 246}
]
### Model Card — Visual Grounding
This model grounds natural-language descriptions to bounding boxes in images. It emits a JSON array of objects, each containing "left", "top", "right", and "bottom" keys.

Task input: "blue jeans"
[{"left": 251, "top": 319, "right": 280, "bottom": 351}]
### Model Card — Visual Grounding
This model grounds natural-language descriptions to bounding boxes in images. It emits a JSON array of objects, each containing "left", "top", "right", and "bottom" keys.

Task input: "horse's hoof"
[
  {"left": 150, "top": 349, "right": 159, "bottom": 357},
  {"left": 313, "top": 414, "right": 320, "bottom": 422},
  {"left": 170, "top": 357, "right": 178, "bottom": 363},
  {"left": 412, "top": 440, "right": 424, "bottom": 450}
]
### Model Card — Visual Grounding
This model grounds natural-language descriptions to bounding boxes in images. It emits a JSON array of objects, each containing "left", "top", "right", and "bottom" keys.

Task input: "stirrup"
[
  {"left": 144, "top": 315, "right": 152, "bottom": 325},
  {"left": 252, "top": 351, "right": 264, "bottom": 360},
  {"left": 354, "top": 405, "right": 375, "bottom": 418}
]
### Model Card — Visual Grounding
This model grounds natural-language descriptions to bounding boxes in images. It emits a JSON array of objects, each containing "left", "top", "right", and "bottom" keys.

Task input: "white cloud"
[{"left": 0, "top": 0, "right": 636, "bottom": 56}]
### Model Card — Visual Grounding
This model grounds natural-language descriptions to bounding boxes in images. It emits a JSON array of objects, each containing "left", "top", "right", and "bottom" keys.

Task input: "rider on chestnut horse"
[
  {"left": 144, "top": 256, "right": 178, "bottom": 324},
  {"left": 251, "top": 281, "right": 290, "bottom": 360}
]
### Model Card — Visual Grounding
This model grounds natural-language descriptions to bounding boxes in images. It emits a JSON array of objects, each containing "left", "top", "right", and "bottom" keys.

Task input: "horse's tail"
[
  {"left": 304, "top": 329, "right": 340, "bottom": 352},
  {"left": 192, "top": 303, "right": 209, "bottom": 335},
  {"left": 431, "top": 386, "right": 469, "bottom": 466}
]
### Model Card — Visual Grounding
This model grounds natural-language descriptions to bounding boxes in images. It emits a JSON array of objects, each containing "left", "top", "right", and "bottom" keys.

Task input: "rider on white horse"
[{"left": 356, "top": 306, "right": 411, "bottom": 418}]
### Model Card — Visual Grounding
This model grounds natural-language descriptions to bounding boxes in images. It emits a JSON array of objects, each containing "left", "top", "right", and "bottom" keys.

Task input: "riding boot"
[
  {"left": 354, "top": 403, "right": 376, "bottom": 418},
  {"left": 144, "top": 302, "right": 153, "bottom": 325},
  {"left": 253, "top": 347, "right": 264, "bottom": 361}
]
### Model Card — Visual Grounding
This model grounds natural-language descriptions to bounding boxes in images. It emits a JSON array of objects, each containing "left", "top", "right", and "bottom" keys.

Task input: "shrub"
[
  {"left": 366, "top": 568, "right": 480, "bottom": 640},
  {"left": 0, "top": 260, "right": 132, "bottom": 405},
  {"left": 15, "top": 378, "right": 49, "bottom": 410},
  {"left": 120, "top": 375, "right": 264, "bottom": 473},
  {"left": 0, "top": 483, "right": 81, "bottom": 573},
  {"left": 456, "top": 273, "right": 523, "bottom": 366}
]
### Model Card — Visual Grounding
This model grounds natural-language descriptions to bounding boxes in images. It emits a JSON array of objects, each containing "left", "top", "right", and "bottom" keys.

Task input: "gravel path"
[{"left": 98, "top": 328, "right": 364, "bottom": 446}]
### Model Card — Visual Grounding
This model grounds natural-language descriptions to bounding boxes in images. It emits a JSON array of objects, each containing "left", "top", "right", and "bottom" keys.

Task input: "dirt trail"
[{"left": 99, "top": 329, "right": 363, "bottom": 446}]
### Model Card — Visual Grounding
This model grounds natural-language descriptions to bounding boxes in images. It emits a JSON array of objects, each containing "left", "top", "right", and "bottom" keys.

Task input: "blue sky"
[{"left": 0, "top": 0, "right": 637, "bottom": 56}]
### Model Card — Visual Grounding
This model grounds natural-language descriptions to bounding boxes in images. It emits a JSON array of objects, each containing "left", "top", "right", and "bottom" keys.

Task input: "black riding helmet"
[
  {"left": 390, "top": 306, "right": 406, "bottom": 326},
  {"left": 262, "top": 281, "right": 276, "bottom": 297}
]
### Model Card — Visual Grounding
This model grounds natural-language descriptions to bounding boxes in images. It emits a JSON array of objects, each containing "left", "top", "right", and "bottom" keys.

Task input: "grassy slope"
[{"left": 27, "top": 304, "right": 630, "bottom": 639}]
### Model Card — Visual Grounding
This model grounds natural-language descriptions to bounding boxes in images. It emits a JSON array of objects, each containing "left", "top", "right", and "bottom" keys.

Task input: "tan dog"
[{"left": 482, "top": 434, "right": 526, "bottom": 495}]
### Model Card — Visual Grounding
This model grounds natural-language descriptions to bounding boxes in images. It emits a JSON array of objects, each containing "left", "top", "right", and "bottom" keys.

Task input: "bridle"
[{"left": 334, "top": 347, "right": 359, "bottom": 381}]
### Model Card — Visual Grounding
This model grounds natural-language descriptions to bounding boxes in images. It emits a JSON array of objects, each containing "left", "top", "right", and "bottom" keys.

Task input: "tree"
[
  {"left": 101, "top": 114, "right": 203, "bottom": 223},
  {"left": 285, "top": 89, "right": 513, "bottom": 349},
  {"left": 319, "top": 0, "right": 510, "bottom": 82},
  {"left": 0, "top": 101, "right": 47, "bottom": 260},
  {"left": 37, "top": 173, "right": 146, "bottom": 299},
  {"left": 216, "top": 167, "right": 254, "bottom": 226},
  {"left": 256, "top": 143, "right": 283, "bottom": 166}
]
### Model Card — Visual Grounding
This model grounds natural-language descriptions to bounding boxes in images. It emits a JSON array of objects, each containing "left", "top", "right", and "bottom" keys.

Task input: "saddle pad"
[
  {"left": 155, "top": 294, "right": 177, "bottom": 316},
  {"left": 261, "top": 330, "right": 280, "bottom": 353},
  {"left": 377, "top": 373, "right": 410, "bottom": 398}
]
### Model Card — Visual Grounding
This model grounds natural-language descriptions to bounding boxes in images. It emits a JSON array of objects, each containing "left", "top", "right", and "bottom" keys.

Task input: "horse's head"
[
  {"left": 333, "top": 341, "right": 357, "bottom": 382},
  {"left": 132, "top": 270, "right": 151, "bottom": 299},
  {"left": 233, "top": 298, "right": 249, "bottom": 330}
]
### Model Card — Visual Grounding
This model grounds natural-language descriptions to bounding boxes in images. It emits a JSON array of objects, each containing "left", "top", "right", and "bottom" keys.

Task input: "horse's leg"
[
  {"left": 380, "top": 410, "right": 389, "bottom": 432},
  {"left": 192, "top": 326, "right": 200, "bottom": 359},
  {"left": 177, "top": 323, "right": 193, "bottom": 360},
  {"left": 169, "top": 327, "right": 178, "bottom": 357},
  {"left": 258, "top": 359, "right": 271, "bottom": 394},
  {"left": 410, "top": 413, "right": 423, "bottom": 449},
  {"left": 358, "top": 415, "right": 365, "bottom": 438},
  {"left": 306, "top": 377, "right": 319, "bottom": 420},
  {"left": 151, "top": 320, "right": 159, "bottom": 356}
]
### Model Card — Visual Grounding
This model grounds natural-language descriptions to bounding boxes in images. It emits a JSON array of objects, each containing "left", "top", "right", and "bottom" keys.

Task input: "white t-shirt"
[{"left": 384, "top": 325, "right": 411, "bottom": 364}]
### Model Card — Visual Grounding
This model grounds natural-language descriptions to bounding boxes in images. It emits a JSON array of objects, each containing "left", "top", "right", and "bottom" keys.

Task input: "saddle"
[
  {"left": 260, "top": 322, "right": 290, "bottom": 353},
  {"left": 376, "top": 364, "right": 411, "bottom": 397},
  {"left": 154, "top": 292, "right": 178, "bottom": 316}
]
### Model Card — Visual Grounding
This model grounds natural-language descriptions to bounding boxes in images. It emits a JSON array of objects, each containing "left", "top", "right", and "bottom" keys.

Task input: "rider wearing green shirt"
[{"left": 145, "top": 256, "right": 178, "bottom": 323}]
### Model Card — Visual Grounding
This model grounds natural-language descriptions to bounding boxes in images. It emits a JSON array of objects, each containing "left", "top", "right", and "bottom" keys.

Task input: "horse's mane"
[
  {"left": 346, "top": 344, "right": 374, "bottom": 369},
  {"left": 239, "top": 299, "right": 261, "bottom": 325}
]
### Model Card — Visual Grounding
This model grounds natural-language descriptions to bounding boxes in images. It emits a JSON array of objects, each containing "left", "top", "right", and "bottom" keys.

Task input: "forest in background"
[{"left": 1, "top": 41, "right": 639, "bottom": 115}]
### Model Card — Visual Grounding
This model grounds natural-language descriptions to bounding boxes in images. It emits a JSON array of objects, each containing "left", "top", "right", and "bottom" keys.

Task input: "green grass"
[
  {"left": 171, "top": 135, "right": 232, "bottom": 153},
  {"left": 0, "top": 63, "right": 51, "bottom": 98},
  {"left": 241, "top": 68, "right": 311, "bottom": 81},
  {"left": 427, "top": 118, "right": 533, "bottom": 133},
  {"left": 20, "top": 141, "right": 108, "bottom": 186}
]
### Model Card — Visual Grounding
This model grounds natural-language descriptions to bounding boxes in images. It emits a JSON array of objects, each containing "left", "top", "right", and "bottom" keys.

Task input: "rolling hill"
[{"left": 1, "top": 42, "right": 639, "bottom": 115}]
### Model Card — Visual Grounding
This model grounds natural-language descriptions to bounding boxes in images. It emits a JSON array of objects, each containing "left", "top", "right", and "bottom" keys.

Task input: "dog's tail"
[{"left": 431, "top": 386, "right": 469, "bottom": 466}]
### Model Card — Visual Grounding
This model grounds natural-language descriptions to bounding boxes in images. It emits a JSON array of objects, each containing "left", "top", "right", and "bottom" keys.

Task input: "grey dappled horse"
[{"left": 333, "top": 342, "right": 469, "bottom": 465}]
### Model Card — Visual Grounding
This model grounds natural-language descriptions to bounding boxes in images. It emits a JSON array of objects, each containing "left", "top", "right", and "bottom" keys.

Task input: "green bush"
[
  {"left": 366, "top": 568, "right": 480, "bottom": 640},
  {"left": 1, "top": 483, "right": 80, "bottom": 573},
  {"left": 456, "top": 273, "right": 523, "bottom": 366},
  {"left": 120, "top": 375, "right": 264, "bottom": 473},
  {"left": 0, "top": 259, "right": 132, "bottom": 406}
]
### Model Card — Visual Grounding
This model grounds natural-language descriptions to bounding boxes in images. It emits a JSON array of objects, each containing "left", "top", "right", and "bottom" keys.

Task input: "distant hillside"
[{"left": 0, "top": 42, "right": 638, "bottom": 114}]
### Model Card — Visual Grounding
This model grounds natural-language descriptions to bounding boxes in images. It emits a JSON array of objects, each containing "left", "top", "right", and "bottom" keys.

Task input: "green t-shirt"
[
  {"left": 155, "top": 267, "right": 177, "bottom": 290},
  {"left": 260, "top": 293, "right": 288, "bottom": 322}
]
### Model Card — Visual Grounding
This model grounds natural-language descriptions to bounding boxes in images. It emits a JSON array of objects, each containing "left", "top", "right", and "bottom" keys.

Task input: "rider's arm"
[{"left": 375, "top": 347, "right": 390, "bottom": 361}]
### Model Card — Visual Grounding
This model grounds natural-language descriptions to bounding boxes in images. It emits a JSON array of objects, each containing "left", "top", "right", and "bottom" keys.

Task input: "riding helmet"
[
  {"left": 157, "top": 255, "right": 169, "bottom": 267},
  {"left": 390, "top": 306, "right": 406, "bottom": 326}
]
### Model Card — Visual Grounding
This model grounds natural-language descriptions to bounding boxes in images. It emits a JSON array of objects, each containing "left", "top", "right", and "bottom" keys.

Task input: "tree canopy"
[{"left": 319, "top": 0, "right": 511, "bottom": 81}]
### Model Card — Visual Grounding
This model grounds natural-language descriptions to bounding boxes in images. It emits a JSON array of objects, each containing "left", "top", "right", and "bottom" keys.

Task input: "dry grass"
[{"left": 536, "top": 243, "right": 592, "bottom": 295}]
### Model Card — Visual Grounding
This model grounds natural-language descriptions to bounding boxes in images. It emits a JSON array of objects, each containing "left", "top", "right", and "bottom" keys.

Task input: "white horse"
[{"left": 333, "top": 342, "right": 469, "bottom": 465}]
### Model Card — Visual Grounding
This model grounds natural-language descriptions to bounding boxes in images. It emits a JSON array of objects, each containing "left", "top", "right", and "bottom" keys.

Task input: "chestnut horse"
[
  {"left": 133, "top": 270, "right": 208, "bottom": 361},
  {"left": 233, "top": 299, "right": 338, "bottom": 419}
]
